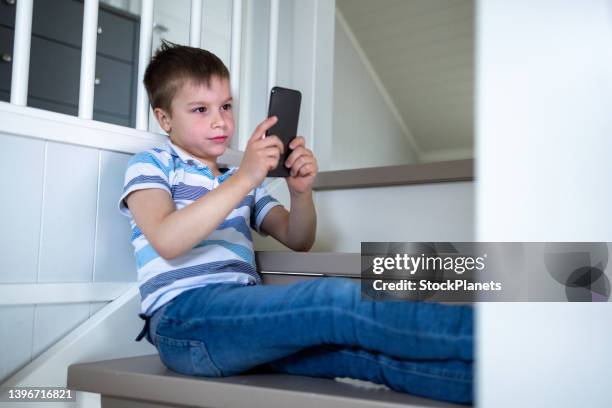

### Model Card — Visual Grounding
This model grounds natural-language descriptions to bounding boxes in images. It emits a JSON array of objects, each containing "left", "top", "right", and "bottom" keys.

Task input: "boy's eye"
[
  {"left": 222, "top": 103, "right": 232, "bottom": 111},
  {"left": 193, "top": 106, "right": 207, "bottom": 113}
]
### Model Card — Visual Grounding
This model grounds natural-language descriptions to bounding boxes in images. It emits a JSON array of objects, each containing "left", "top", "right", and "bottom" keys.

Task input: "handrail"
[
  {"left": 0, "top": 282, "right": 134, "bottom": 305},
  {"left": 313, "top": 159, "right": 474, "bottom": 191}
]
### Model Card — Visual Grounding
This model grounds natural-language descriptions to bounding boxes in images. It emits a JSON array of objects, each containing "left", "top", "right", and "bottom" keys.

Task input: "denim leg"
[
  {"left": 154, "top": 277, "right": 473, "bottom": 377},
  {"left": 267, "top": 345, "right": 473, "bottom": 405}
]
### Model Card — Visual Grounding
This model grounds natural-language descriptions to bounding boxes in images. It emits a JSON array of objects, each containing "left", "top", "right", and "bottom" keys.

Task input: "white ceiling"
[{"left": 336, "top": 0, "right": 474, "bottom": 161}]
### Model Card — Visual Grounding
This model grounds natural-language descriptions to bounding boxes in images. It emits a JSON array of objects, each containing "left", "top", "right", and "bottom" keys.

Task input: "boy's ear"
[{"left": 154, "top": 107, "right": 172, "bottom": 133}]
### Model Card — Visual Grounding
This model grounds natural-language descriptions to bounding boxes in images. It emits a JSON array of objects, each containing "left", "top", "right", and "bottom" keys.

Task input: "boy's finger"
[
  {"left": 251, "top": 116, "right": 278, "bottom": 142},
  {"left": 298, "top": 164, "right": 313, "bottom": 177},
  {"left": 263, "top": 146, "right": 281, "bottom": 161},
  {"left": 256, "top": 134, "right": 284, "bottom": 154},
  {"left": 289, "top": 136, "right": 305, "bottom": 150},
  {"left": 262, "top": 139, "right": 283, "bottom": 153},
  {"left": 285, "top": 146, "right": 309, "bottom": 167},
  {"left": 289, "top": 156, "right": 314, "bottom": 175}
]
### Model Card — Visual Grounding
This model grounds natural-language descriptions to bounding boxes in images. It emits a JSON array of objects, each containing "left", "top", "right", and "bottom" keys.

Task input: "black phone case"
[{"left": 266, "top": 86, "right": 302, "bottom": 177}]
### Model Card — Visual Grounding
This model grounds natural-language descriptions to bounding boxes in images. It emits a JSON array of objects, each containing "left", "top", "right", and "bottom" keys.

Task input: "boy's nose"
[{"left": 211, "top": 113, "right": 225, "bottom": 128}]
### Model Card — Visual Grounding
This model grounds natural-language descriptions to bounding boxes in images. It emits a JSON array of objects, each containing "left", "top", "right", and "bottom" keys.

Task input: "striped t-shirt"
[{"left": 118, "top": 140, "right": 283, "bottom": 316}]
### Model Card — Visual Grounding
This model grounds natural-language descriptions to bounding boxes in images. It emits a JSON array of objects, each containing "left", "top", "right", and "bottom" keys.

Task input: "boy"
[{"left": 119, "top": 41, "right": 473, "bottom": 404}]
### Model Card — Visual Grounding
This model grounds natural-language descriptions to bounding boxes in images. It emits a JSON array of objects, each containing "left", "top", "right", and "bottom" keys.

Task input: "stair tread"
[{"left": 67, "top": 354, "right": 467, "bottom": 408}]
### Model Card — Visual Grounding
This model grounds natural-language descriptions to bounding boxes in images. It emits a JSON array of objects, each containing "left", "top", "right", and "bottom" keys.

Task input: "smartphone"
[{"left": 265, "top": 86, "right": 302, "bottom": 177}]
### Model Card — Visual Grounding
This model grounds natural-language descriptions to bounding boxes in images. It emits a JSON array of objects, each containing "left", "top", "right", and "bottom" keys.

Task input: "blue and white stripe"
[{"left": 118, "top": 140, "right": 283, "bottom": 316}]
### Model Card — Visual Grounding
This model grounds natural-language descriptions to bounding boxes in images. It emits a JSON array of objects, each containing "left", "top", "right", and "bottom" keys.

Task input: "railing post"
[
  {"left": 190, "top": 0, "right": 203, "bottom": 48},
  {"left": 10, "top": 0, "right": 33, "bottom": 106},
  {"left": 136, "top": 0, "right": 154, "bottom": 131},
  {"left": 231, "top": 0, "right": 243, "bottom": 150},
  {"left": 267, "top": 0, "right": 279, "bottom": 96},
  {"left": 78, "top": 0, "right": 99, "bottom": 120}
]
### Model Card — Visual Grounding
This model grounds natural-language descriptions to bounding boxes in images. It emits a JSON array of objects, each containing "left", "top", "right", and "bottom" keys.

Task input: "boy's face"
[{"left": 155, "top": 76, "right": 234, "bottom": 167}]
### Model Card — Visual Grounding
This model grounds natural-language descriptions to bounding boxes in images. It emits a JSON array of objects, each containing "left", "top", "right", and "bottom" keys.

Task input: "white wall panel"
[
  {"left": 314, "top": 181, "right": 473, "bottom": 252},
  {"left": 254, "top": 181, "right": 474, "bottom": 252},
  {"left": 38, "top": 143, "right": 99, "bottom": 282},
  {"left": 0, "top": 135, "right": 45, "bottom": 283},
  {"left": 0, "top": 306, "right": 34, "bottom": 383},
  {"left": 32, "top": 303, "right": 91, "bottom": 359},
  {"left": 94, "top": 151, "right": 136, "bottom": 282}
]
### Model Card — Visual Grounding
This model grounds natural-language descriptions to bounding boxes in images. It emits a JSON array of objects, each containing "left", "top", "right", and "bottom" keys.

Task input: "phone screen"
[{"left": 266, "top": 86, "right": 302, "bottom": 177}]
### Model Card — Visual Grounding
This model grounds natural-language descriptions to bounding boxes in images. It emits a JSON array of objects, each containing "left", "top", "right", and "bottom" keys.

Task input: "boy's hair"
[{"left": 144, "top": 40, "right": 230, "bottom": 114}]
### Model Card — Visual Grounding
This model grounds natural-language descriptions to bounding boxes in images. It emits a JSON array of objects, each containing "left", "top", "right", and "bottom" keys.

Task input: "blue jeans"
[{"left": 148, "top": 277, "right": 474, "bottom": 405}]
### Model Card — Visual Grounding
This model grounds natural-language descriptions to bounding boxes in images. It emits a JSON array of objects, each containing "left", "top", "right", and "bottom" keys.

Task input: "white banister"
[
  {"left": 10, "top": 0, "right": 33, "bottom": 106},
  {"left": 267, "top": 0, "right": 279, "bottom": 96},
  {"left": 190, "top": 0, "right": 203, "bottom": 48},
  {"left": 136, "top": 0, "right": 154, "bottom": 130},
  {"left": 0, "top": 282, "right": 134, "bottom": 305},
  {"left": 231, "top": 0, "right": 243, "bottom": 150},
  {"left": 78, "top": 0, "right": 99, "bottom": 120}
]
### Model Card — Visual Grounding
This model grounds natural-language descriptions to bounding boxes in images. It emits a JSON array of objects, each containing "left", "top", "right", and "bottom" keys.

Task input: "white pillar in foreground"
[{"left": 477, "top": 1, "right": 612, "bottom": 407}]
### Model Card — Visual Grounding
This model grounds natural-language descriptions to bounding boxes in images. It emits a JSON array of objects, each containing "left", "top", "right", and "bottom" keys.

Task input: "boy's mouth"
[{"left": 209, "top": 136, "right": 228, "bottom": 143}]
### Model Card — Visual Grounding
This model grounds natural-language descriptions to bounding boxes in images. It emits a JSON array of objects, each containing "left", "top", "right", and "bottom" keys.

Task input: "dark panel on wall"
[
  {"left": 97, "top": 8, "right": 136, "bottom": 62},
  {"left": 0, "top": 0, "right": 16, "bottom": 28},
  {"left": 0, "top": 25, "right": 13, "bottom": 94},
  {"left": 94, "top": 55, "right": 132, "bottom": 116},
  {"left": 28, "top": 36, "right": 81, "bottom": 107}
]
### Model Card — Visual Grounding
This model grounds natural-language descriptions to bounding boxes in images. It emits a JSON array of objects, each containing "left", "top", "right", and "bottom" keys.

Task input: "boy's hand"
[
  {"left": 285, "top": 136, "right": 318, "bottom": 194},
  {"left": 235, "top": 116, "right": 284, "bottom": 190}
]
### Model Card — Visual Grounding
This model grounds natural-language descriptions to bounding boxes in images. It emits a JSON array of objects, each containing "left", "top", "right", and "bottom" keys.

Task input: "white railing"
[
  {"left": 135, "top": 0, "right": 154, "bottom": 130},
  {"left": 267, "top": 0, "right": 279, "bottom": 96},
  {"left": 230, "top": 0, "right": 243, "bottom": 150},
  {"left": 10, "top": 0, "right": 32, "bottom": 106},
  {"left": 0, "top": 283, "right": 133, "bottom": 306},
  {"left": 78, "top": 0, "right": 99, "bottom": 119},
  {"left": 6, "top": 0, "right": 279, "bottom": 148},
  {"left": 190, "top": 0, "right": 203, "bottom": 48}
]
